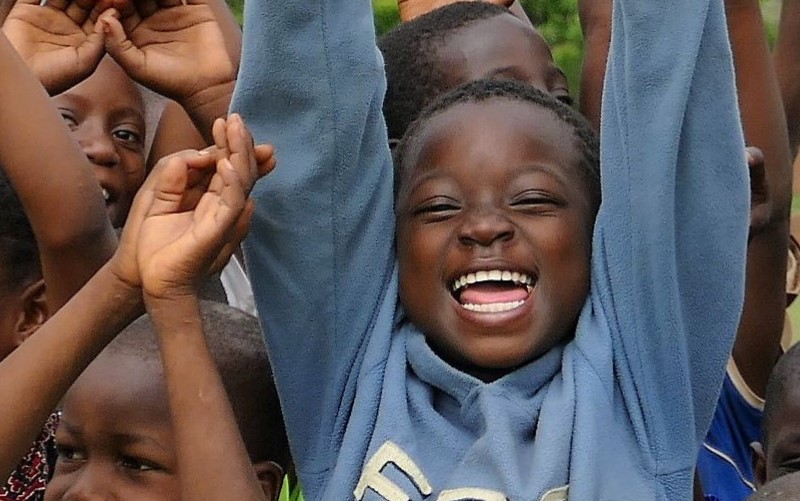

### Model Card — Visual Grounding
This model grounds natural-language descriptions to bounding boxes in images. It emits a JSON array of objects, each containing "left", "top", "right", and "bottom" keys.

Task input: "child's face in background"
[
  {"left": 51, "top": 57, "right": 146, "bottom": 228},
  {"left": 395, "top": 100, "right": 594, "bottom": 380},
  {"left": 757, "top": 385, "right": 800, "bottom": 485},
  {"left": 436, "top": 14, "right": 571, "bottom": 105},
  {"left": 45, "top": 352, "right": 180, "bottom": 501}
]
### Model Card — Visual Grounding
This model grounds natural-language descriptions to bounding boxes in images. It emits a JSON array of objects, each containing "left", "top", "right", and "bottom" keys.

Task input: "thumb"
[
  {"left": 74, "top": 20, "right": 108, "bottom": 71},
  {"left": 100, "top": 12, "right": 144, "bottom": 77}
]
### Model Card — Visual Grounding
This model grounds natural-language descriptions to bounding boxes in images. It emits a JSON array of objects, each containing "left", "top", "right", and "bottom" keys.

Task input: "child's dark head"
[
  {"left": 51, "top": 56, "right": 147, "bottom": 228},
  {"left": 46, "top": 301, "right": 290, "bottom": 501},
  {"left": 754, "top": 343, "right": 800, "bottom": 486},
  {"left": 394, "top": 79, "right": 599, "bottom": 381},
  {"left": 748, "top": 471, "right": 800, "bottom": 500},
  {"left": 0, "top": 168, "right": 45, "bottom": 361},
  {"left": 378, "top": 2, "right": 570, "bottom": 141}
]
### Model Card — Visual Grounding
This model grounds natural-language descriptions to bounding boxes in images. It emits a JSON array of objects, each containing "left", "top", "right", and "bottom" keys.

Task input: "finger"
[
  {"left": 65, "top": 0, "right": 97, "bottom": 25},
  {"left": 102, "top": 12, "right": 146, "bottom": 73},
  {"left": 226, "top": 113, "right": 258, "bottom": 192},
  {"left": 254, "top": 144, "right": 276, "bottom": 177},
  {"left": 157, "top": 0, "right": 187, "bottom": 8},
  {"left": 111, "top": 0, "right": 142, "bottom": 34},
  {"left": 212, "top": 117, "right": 229, "bottom": 159},
  {"left": 207, "top": 200, "right": 254, "bottom": 274}
]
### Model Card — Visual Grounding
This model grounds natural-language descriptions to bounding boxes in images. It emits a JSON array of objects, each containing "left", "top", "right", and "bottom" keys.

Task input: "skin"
[
  {"left": 51, "top": 56, "right": 147, "bottom": 228},
  {"left": 45, "top": 353, "right": 180, "bottom": 501},
  {"left": 435, "top": 14, "right": 572, "bottom": 106},
  {"left": 755, "top": 385, "right": 800, "bottom": 486},
  {"left": 396, "top": 100, "right": 594, "bottom": 379}
]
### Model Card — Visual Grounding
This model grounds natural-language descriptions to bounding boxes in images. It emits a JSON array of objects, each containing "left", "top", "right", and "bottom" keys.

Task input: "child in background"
[
  {"left": 45, "top": 301, "right": 291, "bottom": 501},
  {"left": 378, "top": 2, "right": 571, "bottom": 142},
  {"left": 230, "top": 0, "right": 748, "bottom": 498},
  {"left": 747, "top": 472, "right": 800, "bottom": 501},
  {"left": 752, "top": 343, "right": 800, "bottom": 486}
]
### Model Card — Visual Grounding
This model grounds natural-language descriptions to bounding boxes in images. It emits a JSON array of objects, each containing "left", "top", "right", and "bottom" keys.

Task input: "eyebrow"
[{"left": 113, "top": 432, "right": 170, "bottom": 453}]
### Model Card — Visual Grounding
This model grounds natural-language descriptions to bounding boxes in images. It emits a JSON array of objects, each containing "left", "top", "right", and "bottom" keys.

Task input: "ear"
[
  {"left": 252, "top": 461, "right": 285, "bottom": 501},
  {"left": 751, "top": 441, "right": 768, "bottom": 487},
  {"left": 14, "top": 278, "right": 47, "bottom": 345}
]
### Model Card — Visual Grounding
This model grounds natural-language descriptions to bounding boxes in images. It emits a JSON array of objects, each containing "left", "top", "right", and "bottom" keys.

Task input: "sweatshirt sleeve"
[
  {"left": 587, "top": 0, "right": 749, "bottom": 467},
  {"left": 229, "top": 0, "right": 395, "bottom": 475}
]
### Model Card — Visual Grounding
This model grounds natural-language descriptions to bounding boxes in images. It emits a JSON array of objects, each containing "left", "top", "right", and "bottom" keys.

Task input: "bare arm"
[
  {"left": 774, "top": 0, "right": 800, "bottom": 160},
  {"left": 578, "top": 0, "right": 611, "bottom": 130},
  {"left": 727, "top": 0, "right": 792, "bottom": 398},
  {"left": 147, "top": 100, "right": 208, "bottom": 172},
  {"left": 0, "top": 29, "right": 116, "bottom": 311},
  {"left": 140, "top": 116, "right": 270, "bottom": 501}
]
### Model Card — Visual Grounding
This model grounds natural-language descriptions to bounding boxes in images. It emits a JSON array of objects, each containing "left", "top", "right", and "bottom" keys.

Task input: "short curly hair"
[
  {"left": 0, "top": 167, "right": 40, "bottom": 291},
  {"left": 378, "top": 2, "right": 514, "bottom": 141},
  {"left": 394, "top": 79, "right": 600, "bottom": 211}
]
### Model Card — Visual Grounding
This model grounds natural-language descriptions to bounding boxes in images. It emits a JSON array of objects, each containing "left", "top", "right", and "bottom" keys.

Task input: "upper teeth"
[
  {"left": 101, "top": 188, "right": 110, "bottom": 201},
  {"left": 451, "top": 270, "right": 533, "bottom": 292}
]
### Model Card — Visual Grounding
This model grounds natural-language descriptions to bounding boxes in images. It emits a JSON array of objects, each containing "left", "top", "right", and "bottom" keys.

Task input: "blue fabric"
[
  {"left": 698, "top": 372, "right": 762, "bottom": 501},
  {"left": 231, "top": 0, "right": 749, "bottom": 498}
]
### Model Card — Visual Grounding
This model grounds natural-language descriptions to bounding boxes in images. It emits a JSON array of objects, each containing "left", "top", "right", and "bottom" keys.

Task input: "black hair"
[
  {"left": 763, "top": 342, "right": 800, "bottom": 449},
  {"left": 747, "top": 472, "right": 800, "bottom": 500},
  {"left": 378, "top": 2, "right": 513, "bottom": 141},
  {"left": 106, "top": 301, "right": 291, "bottom": 470},
  {"left": 0, "top": 167, "right": 40, "bottom": 291},
  {"left": 394, "top": 79, "right": 600, "bottom": 209}
]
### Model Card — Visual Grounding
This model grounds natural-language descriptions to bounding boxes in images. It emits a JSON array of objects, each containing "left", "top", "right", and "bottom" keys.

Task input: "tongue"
[{"left": 459, "top": 282, "right": 529, "bottom": 305}]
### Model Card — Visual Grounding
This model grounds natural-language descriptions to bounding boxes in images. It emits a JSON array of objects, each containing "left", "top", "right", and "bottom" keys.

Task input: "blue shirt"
[{"left": 231, "top": 0, "right": 750, "bottom": 498}]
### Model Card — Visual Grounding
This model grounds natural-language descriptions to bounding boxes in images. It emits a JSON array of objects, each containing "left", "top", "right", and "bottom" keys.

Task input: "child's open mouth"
[{"left": 451, "top": 270, "right": 533, "bottom": 313}]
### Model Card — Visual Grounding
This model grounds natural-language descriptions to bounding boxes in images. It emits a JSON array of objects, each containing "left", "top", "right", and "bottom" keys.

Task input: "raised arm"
[
  {"left": 774, "top": 0, "right": 800, "bottom": 159},
  {"left": 726, "top": 0, "right": 792, "bottom": 399},
  {"left": 594, "top": 0, "right": 748, "bottom": 467},
  {"left": 577, "top": 0, "right": 611, "bottom": 130},
  {"left": 230, "top": 0, "right": 395, "bottom": 479},
  {"left": 0, "top": 29, "right": 116, "bottom": 311},
  {"left": 141, "top": 116, "right": 270, "bottom": 501}
]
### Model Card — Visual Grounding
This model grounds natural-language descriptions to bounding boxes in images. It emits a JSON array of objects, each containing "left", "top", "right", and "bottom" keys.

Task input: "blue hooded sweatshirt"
[{"left": 230, "top": 0, "right": 750, "bottom": 498}]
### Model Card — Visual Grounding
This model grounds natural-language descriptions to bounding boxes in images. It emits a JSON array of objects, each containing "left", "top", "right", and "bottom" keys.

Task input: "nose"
[
  {"left": 75, "top": 121, "right": 120, "bottom": 167},
  {"left": 457, "top": 209, "right": 515, "bottom": 248},
  {"left": 61, "top": 463, "right": 115, "bottom": 501}
]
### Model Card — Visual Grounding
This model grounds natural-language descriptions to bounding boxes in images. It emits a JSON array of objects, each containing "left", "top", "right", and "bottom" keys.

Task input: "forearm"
[
  {"left": 0, "top": 263, "right": 141, "bottom": 478},
  {"left": 146, "top": 294, "right": 265, "bottom": 501},
  {"left": 578, "top": 0, "right": 611, "bottom": 130},
  {"left": 728, "top": 0, "right": 792, "bottom": 221},
  {"left": 0, "top": 31, "right": 116, "bottom": 310},
  {"left": 774, "top": 0, "right": 800, "bottom": 158},
  {"left": 181, "top": 81, "right": 235, "bottom": 144}
]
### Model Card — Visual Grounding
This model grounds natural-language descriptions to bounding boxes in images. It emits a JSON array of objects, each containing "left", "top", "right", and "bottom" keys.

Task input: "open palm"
[
  {"left": 2, "top": 0, "right": 106, "bottom": 94},
  {"left": 104, "top": 0, "right": 235, "bottom": 103}
]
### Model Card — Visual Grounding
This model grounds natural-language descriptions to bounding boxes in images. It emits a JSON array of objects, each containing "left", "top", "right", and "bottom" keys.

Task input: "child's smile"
[{"left": 396, "top": 98, "right": 596, "bottom": 380}]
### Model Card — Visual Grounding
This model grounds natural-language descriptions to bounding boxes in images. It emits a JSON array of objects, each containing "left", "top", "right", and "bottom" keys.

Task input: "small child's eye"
[
  {"left": 412, "top": 198, "right": 461, "bottom": 222},
  {"left": 120, "top": 456, "right": 158, "bottom": 472},
  {"left": 554, "top": 92, "right": 574, "bottom": 107},
  {"left": 113, "top": 128, "right": 142, "bottom": 145},
  {"left": 58, "top": 110, "right": 78, "bottom": 130},
  {"left": 56, "top": 444, "right": 86, "bottom": 461}
]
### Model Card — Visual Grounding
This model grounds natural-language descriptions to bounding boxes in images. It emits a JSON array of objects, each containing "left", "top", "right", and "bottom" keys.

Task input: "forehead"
[
  {"left": 53, "top": 57, "right": 145, "bottom": 121},
  {"left": 404, "top": 99, "right": 582, "bottom": 189},
  {"left": 434, "top": 15, "right": 558, "bottom": 88},
  {"left": 62, "top": 351, "right": 170, "bottom": 433}
]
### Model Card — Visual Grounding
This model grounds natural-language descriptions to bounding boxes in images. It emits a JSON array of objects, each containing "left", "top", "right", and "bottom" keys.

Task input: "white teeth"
[
  {"left": 451, "top": 269, "right": 534, "bottom": 293},
  {"left": 461, "top": 300, "right": 525, "bottom": 313},
  {"left": 101, "top": 188, "right": 110, "bottom": 201}
]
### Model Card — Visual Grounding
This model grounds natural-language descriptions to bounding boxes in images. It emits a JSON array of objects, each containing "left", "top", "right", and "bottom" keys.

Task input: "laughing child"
[{"left": 228, "top": 0, "right": 750, "bottom": 498}]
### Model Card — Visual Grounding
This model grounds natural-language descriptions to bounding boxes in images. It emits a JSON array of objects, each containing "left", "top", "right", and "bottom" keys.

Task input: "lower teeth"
[{"left": 461, "top": 300, "right": 525, "bottom": 313}]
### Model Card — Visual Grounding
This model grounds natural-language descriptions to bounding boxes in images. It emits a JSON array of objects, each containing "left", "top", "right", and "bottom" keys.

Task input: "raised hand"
[
  {"left": 2, "top": 0, "right": 110, "bottom": 95},
  {"left": 123, "top": 115, "right": 273, "bottom": 299},
  {"left": 101, "top": 0, "right": 235, "bottom": 109},
  {"left": 747, "top": 146, "right": 771, "bottom": 240}
]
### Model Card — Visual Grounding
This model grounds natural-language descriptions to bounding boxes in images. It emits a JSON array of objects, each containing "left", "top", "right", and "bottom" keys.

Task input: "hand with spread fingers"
[
  {"left": 100, "top": 0, "right": 235, "bottom": 113},
  {"left": 2, "top": 0, "right": 113, "bottom": 94}
]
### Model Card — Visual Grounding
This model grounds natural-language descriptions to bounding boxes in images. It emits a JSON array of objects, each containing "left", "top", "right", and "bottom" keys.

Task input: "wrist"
[{"left": 180, "top": 80, "right": 236, "bottom": 142}]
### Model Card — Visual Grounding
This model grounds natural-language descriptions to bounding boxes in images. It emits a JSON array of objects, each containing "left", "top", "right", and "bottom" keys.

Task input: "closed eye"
[
  {"left": 510, "top": 192, "right": 564, "bottom": 213},
  {"left": 412, "top": 197, "right": 461, "bottom": 222},
  {"left": 58, "top": 109, "right": 78, "bottom": 130},
  {"left": 120, "top": 455, "right": 161, "bottom": 472}
]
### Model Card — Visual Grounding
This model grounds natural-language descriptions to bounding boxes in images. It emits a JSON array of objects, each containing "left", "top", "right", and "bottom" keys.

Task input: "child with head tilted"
[{"left": 231, "top": 0, "right": 749, "bottom": 498}]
